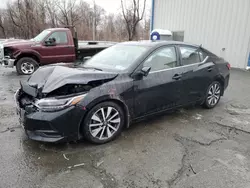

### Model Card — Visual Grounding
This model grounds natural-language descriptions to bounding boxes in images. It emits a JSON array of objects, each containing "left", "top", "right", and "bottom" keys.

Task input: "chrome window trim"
[{"left": 149, "top": 61, "right": 201, "bottom": 74}]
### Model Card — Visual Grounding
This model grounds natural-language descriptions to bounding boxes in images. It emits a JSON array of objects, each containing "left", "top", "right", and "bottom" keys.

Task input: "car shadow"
[
  {"left": 21, "top": 105, "right": 205, "bottom": 153},
  {"left": 127, "top": 105, "right": 200, "bottom": 129}
]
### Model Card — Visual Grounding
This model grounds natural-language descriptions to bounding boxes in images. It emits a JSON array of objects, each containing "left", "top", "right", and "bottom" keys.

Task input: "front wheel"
[
  {"left": 16, "top": 57, "right": 39, "bottom": 75},
  {"left": 82, "top": 101, "right": 125, "bottom": 144},
  {"left": 202, "top": 81, "right": 222, "bottom": 109}
]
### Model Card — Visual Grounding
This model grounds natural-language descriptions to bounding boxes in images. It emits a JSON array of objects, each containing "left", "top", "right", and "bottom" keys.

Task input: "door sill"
[{"left": 133, "top": 100, "right": 203, "bottom": 122}]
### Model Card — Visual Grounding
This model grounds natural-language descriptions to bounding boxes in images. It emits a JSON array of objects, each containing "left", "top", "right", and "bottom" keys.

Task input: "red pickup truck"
[{"left": 0, "top": 27, "right": 115, "bottom": 75}]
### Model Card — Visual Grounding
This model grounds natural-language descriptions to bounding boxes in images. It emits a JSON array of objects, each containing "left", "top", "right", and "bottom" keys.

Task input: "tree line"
[{"left": 0, "top": 0, "right": 150, "bottom": 41}]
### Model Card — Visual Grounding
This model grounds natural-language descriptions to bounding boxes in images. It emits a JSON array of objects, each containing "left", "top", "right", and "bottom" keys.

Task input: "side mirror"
[
  {"left": 140, "top": 66, "right": 151, "bottom": 77},
  {"left": 45, "top": 38, "right": 56, "bottom": 46},
  {"left": 50, "top": 37, "right": 56, "bottom": 43}
]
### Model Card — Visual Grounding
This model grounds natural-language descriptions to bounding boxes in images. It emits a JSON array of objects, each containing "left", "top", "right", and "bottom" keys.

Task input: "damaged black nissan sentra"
[{"left": 15, "top": 41, "right": 230, "bottom": 144}]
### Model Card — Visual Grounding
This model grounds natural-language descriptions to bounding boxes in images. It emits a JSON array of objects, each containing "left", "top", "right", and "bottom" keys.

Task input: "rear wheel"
[
  {"left": 82, "top": 101, "right": 125, "bottom": 144},
  {"left": 203, "top": 81, "right": 222, "bottom": 109},
  {"left": 16, "top": 57, "right": 39, "bottom": 75}
]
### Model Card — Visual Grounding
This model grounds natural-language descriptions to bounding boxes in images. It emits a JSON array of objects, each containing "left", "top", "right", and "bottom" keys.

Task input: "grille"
[{"left": 19, "top": 91, "right": 35, "bottom": 108}]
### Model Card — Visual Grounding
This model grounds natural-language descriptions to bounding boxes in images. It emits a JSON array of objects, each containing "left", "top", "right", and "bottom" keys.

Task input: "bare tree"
[
  {"left": 114, "top": 14, "right": 128, "bottom": 41},
  {"left": 141, "top": 8, "right": 150, "bottom": 40},
  {"left": 91, "top": 1, "right": 105, "bottom": 40},
  {"left": 7, "top": 1, "right": 23, "bottom": 38},
  {"left": 0, "top": 9, "right": 6, "bottom": 38},
  {"left": 56, "top": 0, "right": 81, "bottom": 26},
  {"left": 99, "top": 13, "right": 115, "bottom": 41},
  {"left": 0, "top": 0, "right": 149, "bottom": 41},
  {"left": 121, "top": 0, "right": 147, "bottom": 41},
  {"left": 44, "top": 0, "right": 59, "bottom": 27}
]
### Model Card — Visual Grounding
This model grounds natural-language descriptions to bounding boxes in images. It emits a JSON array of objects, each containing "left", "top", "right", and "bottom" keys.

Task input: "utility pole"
[{"left": 92, "top": 0, "right": 96, "bottom": 41}]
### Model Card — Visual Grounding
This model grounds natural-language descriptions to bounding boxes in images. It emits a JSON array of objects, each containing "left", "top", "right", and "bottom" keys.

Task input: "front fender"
[
  {"left": 14, "top": 49, "right": 41, "bottom": 61},
  {"left": 79, "top": 93, "right": 130, "bottom": 129}
]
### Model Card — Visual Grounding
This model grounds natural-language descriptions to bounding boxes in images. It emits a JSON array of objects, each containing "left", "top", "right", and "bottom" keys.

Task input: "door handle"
[
  {"left": 172, "top": 74, "right": 182, "bottom": 80},
  {"left": 207, "top": 67, "right": 213, "bottom": 72}
]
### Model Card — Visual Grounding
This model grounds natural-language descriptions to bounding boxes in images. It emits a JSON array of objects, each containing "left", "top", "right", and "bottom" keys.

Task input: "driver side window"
[
  {"left": 47, "top": 31, "right": 68, "bottom": 44},
  {"left": 143, "top": 46, "right": 177, "bottom": 72}
]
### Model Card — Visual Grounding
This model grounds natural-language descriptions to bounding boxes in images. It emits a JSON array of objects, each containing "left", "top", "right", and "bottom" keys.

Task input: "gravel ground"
[{"left": 0, "top": 67, "right": 250, "bottom": 188}]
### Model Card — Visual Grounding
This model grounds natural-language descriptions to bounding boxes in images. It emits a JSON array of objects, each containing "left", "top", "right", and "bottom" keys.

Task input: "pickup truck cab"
[{"left": 0, "top": 27, "right": 115, "bottom": 75}]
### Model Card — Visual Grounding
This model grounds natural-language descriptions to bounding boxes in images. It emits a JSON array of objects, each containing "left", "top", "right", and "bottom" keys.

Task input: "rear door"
[
  {"left": 133, "top": 45, "right": 183, "bottom": 117},
  {"left": 177, "top": 45, "right": 216, "bottom": 104},
  {"left": 39, "top": 31, "right": 75, "bottom": 64}
]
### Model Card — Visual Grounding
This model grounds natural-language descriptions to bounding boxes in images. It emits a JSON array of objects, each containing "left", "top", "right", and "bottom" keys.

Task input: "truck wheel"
[{"left": 16, "top": 57, "right": 39, "bottom": 75}]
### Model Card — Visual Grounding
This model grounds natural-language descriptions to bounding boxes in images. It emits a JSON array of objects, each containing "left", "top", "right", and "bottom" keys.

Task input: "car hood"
[
  {"left": 24, "top": 66, "right": 118, "bottom": 95},
  {"left": 3, "top": 40, "right": 36, "bottom": 47}
]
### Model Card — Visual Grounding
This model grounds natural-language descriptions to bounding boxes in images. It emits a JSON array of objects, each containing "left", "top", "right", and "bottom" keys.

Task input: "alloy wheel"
[
  {"left": 21, "top": 62, "right": 35, "bottom": 74},
  {"left": 207, "top": 83, "right": 221, "bottom": 106},
  {"left": 89, "top": 107, "right": 121, "bottom": 140}
]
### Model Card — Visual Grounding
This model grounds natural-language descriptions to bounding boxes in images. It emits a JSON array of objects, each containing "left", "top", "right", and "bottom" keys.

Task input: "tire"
[
  {"left": 202, "top": 81, "right": 222, "bottom": 109},
  {"left": 16, "top": 57, "right": 39, "bottom": 75},
  {"left": 81, "top": 101, "right": 125, "bottom": 144}
]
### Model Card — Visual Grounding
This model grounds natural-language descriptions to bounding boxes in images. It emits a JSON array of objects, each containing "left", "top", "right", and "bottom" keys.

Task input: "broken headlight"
[{"left": 35, "top": 94, "right": 87, "bottom": 111}]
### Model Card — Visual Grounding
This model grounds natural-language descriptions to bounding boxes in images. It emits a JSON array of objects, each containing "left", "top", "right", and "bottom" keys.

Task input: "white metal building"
[{"left": 150, "top": 0, "right": 250, "bottom": 69}]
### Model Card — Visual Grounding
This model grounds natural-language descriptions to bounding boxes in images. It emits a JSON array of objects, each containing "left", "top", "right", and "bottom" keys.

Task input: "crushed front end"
[
  {"left": 14, "top": 65, "right": 118, "bottom": 143},
  {"left": 15, "top": 82, "right": 86, "bottom": 143}
]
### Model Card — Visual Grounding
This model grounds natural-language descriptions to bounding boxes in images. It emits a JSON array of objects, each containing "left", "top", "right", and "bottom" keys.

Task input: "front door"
[
  {"left": 133, "top": 46, "right": 183, "bottom": 117},
  {"left": 38, "top": 31, "right": 75, "bottom": 64}
]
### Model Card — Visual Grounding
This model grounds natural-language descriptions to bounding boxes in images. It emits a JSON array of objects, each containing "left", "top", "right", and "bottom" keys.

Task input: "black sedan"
[{"left": 15, "top": 41, "right": 230, "bottom": 144}]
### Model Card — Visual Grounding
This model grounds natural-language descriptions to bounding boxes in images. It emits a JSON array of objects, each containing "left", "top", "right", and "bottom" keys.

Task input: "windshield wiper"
[{"left": 83, "top": 66, "right": 103, "bottom": 71}]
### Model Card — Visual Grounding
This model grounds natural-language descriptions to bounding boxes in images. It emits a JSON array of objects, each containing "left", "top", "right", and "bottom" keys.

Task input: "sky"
[
  {"left": 0, "top": 0, "right": 8, "bottom": 8},
  {"left": 0, "top": 0, "right": 151, "bottom": 14},
  {"left": 85, "top": 0, "right": 151, "bottom": 14},
  {"left": 85, "top": 0, "right": 123, "bottom": 13}
]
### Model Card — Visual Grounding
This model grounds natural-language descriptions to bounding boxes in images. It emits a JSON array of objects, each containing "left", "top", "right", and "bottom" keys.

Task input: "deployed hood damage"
[{"left": 21, "top": 66, "right": 118, "bottom": 98}]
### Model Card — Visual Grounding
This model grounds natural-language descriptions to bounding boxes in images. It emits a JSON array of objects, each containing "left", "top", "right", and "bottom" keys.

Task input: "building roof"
[{"left": 151, "top": 29, "right": 172, "bottom": 36}]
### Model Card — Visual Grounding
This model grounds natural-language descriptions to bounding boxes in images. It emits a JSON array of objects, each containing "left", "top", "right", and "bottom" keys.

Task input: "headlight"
[{"left": 35, "top": 94, "right": 87, "bottom": 111}]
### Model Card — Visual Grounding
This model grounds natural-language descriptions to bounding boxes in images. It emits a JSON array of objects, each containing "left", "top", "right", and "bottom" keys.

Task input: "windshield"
[
  {"left": 32, "top": 30, "right": 51, "bottom": 42},
  {"left": 83, "top": 45, "right": 148, "bottom": 71}
]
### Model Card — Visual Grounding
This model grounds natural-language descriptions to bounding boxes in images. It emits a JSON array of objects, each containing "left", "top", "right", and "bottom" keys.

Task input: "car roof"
[
  {"left": 119, "top": 40, "right": 200, "bottom": 48},
  {"left": 46, "top": 28, "right": 69, "bottom": 31}
]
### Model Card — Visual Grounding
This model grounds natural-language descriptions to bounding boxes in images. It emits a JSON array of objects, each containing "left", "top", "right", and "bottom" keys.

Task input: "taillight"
[{"left": 226, "top": 63, "right": 231, "bottom": 70}]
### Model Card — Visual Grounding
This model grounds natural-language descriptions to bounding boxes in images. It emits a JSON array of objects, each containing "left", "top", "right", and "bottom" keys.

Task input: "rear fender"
[{"left": 214, "top": 74, "right": 225, "bottom": 96}]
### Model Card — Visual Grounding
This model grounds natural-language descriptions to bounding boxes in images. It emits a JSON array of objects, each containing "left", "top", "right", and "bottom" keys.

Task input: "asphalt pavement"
[{"left": 0, "top": 67, "right": 250, "bottom": 188}]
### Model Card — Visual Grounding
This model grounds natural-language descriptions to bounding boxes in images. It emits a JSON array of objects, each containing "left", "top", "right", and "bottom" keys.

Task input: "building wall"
[{"left": 153, "top": 0, "right": 250, "bottom": 68}]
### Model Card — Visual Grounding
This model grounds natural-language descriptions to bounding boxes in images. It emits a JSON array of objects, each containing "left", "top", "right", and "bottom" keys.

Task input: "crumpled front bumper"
[
  {"left": 1, "top": 57, "right": 15, "bottom": 68},
  {"left": 23, "top": 106, "right": 84, "bottom": 143},
  {"left": 15, "top": 90, "right": 86, "bottom": 143}
]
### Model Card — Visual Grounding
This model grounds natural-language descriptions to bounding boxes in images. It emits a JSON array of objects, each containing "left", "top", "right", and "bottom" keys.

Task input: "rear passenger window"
[
  {"left": 180, "top": 46, "right": 201, "bottom": 65},
  {"left": 144, "top": 46, "right": 177, "bottom": 72},
  {"left": 199, "top": 50, "right": 209, "bottom": 61}
]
